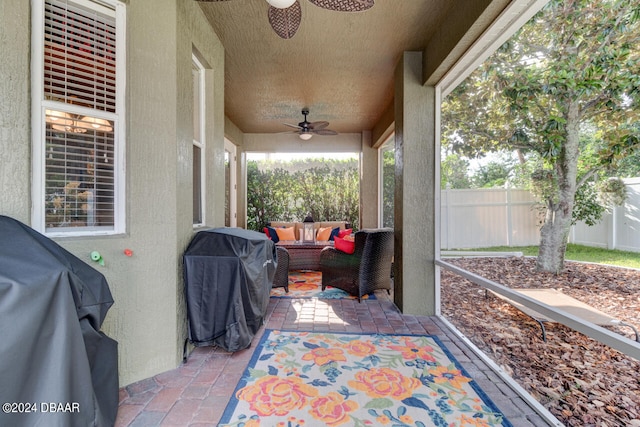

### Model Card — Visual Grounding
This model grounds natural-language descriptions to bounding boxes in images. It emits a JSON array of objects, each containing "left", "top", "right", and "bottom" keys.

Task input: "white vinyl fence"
[
  {"left": 441, "top": 179, "right": 640, "bottom": 252},
  {"left": 570, "top": 178, "right": 640, "bottom": 253},
  {"left": 441, "top": 187, "right": 541, "bottom": 250}
]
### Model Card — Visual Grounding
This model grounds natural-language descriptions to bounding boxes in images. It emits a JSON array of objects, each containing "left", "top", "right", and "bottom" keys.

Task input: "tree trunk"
[
  {"left": 537, "top": 204, "right": 573, "bottom": 273},
  {"left": 536, "top": 102, "right": 581, "bottom": 273}
]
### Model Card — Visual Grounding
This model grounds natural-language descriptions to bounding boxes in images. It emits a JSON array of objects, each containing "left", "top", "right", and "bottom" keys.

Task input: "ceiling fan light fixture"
[
  {"left": 45, "top": 109, "right": 113, "bottom": 133},
  {"left": 45, "top": 109, "right": 88, "bottom": 133},
  {"left": 45, "top": 109, "right": 73, "bottom": 126},
  {"left": 299, "top": 132, "right": 313, "bottom": 141},
  {"left": 78, "top": 116, "right": 113, "bottom": 132},
  {"left": 266, "top": 0, "right": 296, "bottom": 9}
]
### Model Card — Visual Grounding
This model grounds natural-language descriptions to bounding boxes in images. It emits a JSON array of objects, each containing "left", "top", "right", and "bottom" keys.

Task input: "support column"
[
  {"left": 360, "top": 131, "right": 379, "bottom": 229},
  {"left": 393, "top": 51, "right": 438, "bottom": 315}
]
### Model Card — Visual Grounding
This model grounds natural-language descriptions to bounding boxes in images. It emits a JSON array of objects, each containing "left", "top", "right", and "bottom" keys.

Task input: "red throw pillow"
[
  {"left": 334, "top": 236, "right": 355, "bottom": 254},
  {"left": 338, "top": 228, "right": 353, "bottom": 238},
  {"left": 263, "top": 227, "right": 271, "bottom": 240}
]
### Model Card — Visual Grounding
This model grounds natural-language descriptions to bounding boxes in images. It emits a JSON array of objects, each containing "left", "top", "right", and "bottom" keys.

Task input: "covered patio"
[{"left": 0, "top": 0, "right": 570, "bottom": 425}]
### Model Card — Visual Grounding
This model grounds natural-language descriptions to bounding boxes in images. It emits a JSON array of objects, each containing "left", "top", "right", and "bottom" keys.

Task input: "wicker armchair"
[
  {"left": 273, "top": 246, "right": 290, "bottom": 292},
  {"left": 320, "top": 228, "right": 393, "bottom": 301}
]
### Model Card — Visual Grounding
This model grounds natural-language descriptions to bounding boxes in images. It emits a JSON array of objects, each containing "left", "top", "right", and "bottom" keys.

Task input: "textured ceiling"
[{"left": 198, "top": 0, "right": 455, "bottom": 134}]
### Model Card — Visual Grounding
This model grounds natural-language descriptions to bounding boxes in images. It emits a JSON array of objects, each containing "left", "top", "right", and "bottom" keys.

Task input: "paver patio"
[{"left": 116, "top": 290, "right": 560, "bottom": 427}]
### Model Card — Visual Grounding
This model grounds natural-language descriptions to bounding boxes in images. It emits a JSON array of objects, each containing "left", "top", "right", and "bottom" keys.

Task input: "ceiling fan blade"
[
  {"left": 313, "top": 129, "right": 338, "bottom": 136},
  {"left": 283, "top": 122, "right": 303, "bottom": 129},
  {"left": 308, "top": 121, "right": 329, "bottom": 130},
  {"left": 268, "top": 0, "right": 302, "bottom": 39},
  {"left": 307, "top": 0, "right": 373, "bottom": 12}
]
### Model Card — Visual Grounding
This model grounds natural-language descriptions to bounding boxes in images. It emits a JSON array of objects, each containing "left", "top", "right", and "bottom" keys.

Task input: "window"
[
  {"left": 32, "top": 0, "right": 125, "bottom": 235},
  {"left": 192, "top": 56, "right": 206, "bottom": 226}
]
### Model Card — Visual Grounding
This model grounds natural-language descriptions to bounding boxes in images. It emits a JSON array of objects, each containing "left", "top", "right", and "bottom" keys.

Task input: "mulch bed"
[{"left": 440, "top": 257, "right": 640, "bottom": 427}]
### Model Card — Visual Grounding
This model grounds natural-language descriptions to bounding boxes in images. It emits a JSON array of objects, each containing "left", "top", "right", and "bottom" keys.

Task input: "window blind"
[
  {"left": 42, "top": 0, "right": 118, "bottom": 231},
  {"left": 44, "top": 0, "right": 116, "bottom": 112}
]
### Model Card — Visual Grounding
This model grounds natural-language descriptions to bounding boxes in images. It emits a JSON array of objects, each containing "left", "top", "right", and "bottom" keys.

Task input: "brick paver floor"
[{"left": 116, "top": 290, "right": 561, "bottom": 426}]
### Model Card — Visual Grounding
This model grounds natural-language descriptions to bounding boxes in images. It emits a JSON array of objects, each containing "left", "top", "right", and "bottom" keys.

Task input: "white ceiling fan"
[
  {"left": 284, "top": 108, "right": 338, "bottom": 140},
  {"left": 197, "top": 0, "right": 374, "bottom": 39}
]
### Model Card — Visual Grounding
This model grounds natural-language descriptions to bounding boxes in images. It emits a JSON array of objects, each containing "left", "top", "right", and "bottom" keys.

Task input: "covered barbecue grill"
[
  {"left": 183, "top": 227, "right": 276, "bottom": 352},
  {"left": 0, "top": 216, "right": 118, "bottom": 427}
]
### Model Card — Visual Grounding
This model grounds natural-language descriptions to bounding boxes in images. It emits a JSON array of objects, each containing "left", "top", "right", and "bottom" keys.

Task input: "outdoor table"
[{"left": 276, "top": 240, "right": 333, "bottom": 270}]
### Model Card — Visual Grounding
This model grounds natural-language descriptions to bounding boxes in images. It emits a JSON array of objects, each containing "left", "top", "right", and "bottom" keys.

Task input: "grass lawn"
[{"left": 459, "top": 243, "right": 640, "bottom": 269}]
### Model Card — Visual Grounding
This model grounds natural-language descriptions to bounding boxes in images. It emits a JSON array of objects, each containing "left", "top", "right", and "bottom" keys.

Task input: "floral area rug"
[
  {"left": 218, "top": 330, "right": 512, "bottom": 427},
  {"left": 270, "top": 270, "right": 376, "bottom": 300}
]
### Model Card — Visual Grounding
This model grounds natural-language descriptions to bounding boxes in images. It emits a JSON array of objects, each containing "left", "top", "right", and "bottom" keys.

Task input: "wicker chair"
[
  {"left": 273, "top": 246, "right": 290, "bottom": 292},
  {"left": 320, "top": 228, "right": 393, "bottom": 302}
]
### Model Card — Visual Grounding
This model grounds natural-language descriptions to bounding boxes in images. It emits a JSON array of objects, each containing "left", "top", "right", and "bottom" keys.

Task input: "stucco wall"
[
  {"left": 360, "top": 131, "right": 379, "bottom": 228},
  {"left": 0, "top": 0, "right": 226, "bottom": 387},
  {"left": 0, "top": 0, "right": 31, "bottom": 224},
  {"left": 243, "top": 132, "right": 362, "bottom": 153},
  {"left": 394, "top": 52, "right": 438, "bottom": 316}
]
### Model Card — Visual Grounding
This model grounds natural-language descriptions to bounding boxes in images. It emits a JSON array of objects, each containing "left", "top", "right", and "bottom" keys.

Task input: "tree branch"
[{"left": 576, "top": 167, "right": 602, "bottom": 189}]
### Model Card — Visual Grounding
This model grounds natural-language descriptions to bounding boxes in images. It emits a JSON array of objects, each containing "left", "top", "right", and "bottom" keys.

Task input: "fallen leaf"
[{"left": 441, "top": 257, "right": 640, "bottom": 427}]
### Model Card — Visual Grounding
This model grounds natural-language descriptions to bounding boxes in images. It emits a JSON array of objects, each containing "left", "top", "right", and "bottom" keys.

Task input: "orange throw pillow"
[
  {"left": 316, "top": 226, "right": 332, "bottom": 241},
  {"left": 334, "top": 236, "right": 355, "bottom": 254},
  {"left": 275, "top": 226, "right": 295, "bottom": 241}
]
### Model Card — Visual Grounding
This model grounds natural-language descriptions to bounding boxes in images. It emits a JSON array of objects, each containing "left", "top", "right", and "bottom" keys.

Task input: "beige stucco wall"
[
  {"left": 0, "top": 0, "right": 31, "bottom": 224},
  {"left": 0, "top": 0, "right": 225, "bottom": 387},
  {"left": 394, "top": 51, "right": 438, "bottom": 316},
  {"left": 360, "top": 131, "right": 379, "bottom": 229}
]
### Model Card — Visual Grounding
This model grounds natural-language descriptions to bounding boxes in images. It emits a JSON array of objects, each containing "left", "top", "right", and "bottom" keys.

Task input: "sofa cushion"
[
  {"left": 268, "top": 220, "right": 348, "bottom": 241},
  {"left": 319, "top": 221, "right": 346, "bottom": 230},
  {"left": 338, "top": 228, "right": 352, "bottom": 238},
  {"left": 334, "top": 235, "right": 355, "bottom": 254},
  {"left": 275, "top": 226, "right": 296, "bottom": 241},
  {"left": 269, "top": 221, "right": 302, "bottom": 240},
  {"left": 316, "top": 226, "right": 333, "bottom": 241},
  {"left": 265, "top": 226, "right": 280, "bottom": 243},
  {"left": 329, "top": 227, "right": 340, "bottom": 241}
]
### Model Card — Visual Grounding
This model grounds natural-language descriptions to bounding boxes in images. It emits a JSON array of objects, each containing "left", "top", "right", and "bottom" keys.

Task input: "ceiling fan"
[
  {"left": 284, "top": 109, "right": 338, "bottom": 140},
  {"left": 198, "top": 0, "right": 374, "bottom": 39}
]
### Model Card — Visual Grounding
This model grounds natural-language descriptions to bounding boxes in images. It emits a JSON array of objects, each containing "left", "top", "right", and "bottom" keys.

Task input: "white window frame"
[
  {"left": 31, "top": 0, "right": 126, "bottom": 236},
  {"left": 192, "top": 54, "right": 206, "bottom": 227}
]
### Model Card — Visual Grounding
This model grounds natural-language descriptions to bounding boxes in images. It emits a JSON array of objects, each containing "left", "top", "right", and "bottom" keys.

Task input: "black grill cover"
[
  {"left": 0, "top": 216, "right": 118, "bottom": 427},
  {"left": 183, "top": 227, "right": 276, "bottom": 352}
]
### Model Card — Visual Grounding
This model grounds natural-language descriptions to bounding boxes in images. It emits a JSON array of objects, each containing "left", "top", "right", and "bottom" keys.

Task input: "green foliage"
[
  {"left": 443, "top": 0, "right": 640, "bottom": 161},
  {"left": 597, "top": 177, "right": 628, "bottom": 208},
  {"left": 441, "top": 154, "right": 472, "bottom": 189},
  {"left": 381, "top": 149, "right": 395, "bottom": 228},
  {"left": 509, "top": 154, "right": 543, "bottom": 190},
  {"left": 572, "top": 182, "right": 605, "bottom": 226},
  {"left": 615, "top": 150, "right": 640, "bottom": 177},
  {"left": 246, "top": 158, "right": 359, "bottom": 231},
  {"left": 441, "top": 0, "right": 640, "bottom": 270},
  {"left": 471, "top": 160, "right": 513, "bottom": 188}
]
